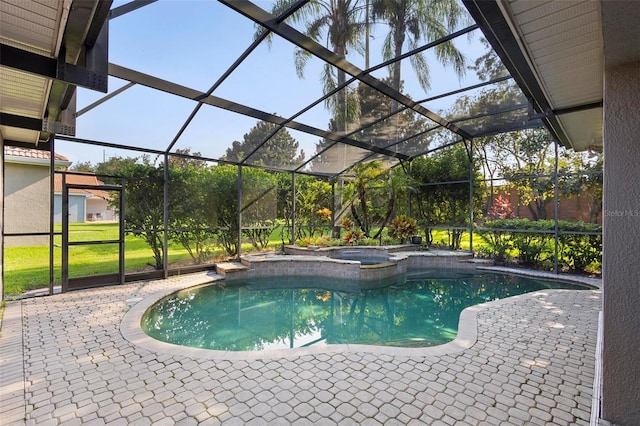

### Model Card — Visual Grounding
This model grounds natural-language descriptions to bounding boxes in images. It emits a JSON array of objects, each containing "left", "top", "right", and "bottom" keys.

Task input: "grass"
[
  {"left": 4, "top": 223, "right": 286, "bottom": 296},
  {"left": 4, "top": 223, "right": 191, "bottom": 296},
  {"left": 4, "top": 224, "right": 485, "bottom": 297}
]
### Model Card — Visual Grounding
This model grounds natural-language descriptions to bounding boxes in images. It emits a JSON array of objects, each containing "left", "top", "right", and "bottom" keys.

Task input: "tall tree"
[
  {"left": 224, "top": 120, "right": 304, "bottom": 168},
  {"left": 268, "top": 0, "right": 365, "bottom": 132},
  {"left": 559, "top": 151, "right": 603, "bottom": 223},
  {"left": 371, "top": 0, "right": 467, "bottom": 112},
  {"left": 168, "top": 147, "right": 206, "bottom": 169},
  {"left": 411, "top": 146, "right": 484, "bottom": 248},
  {"left": 69, "top": 160, "right": 95, "bottom": 172}
]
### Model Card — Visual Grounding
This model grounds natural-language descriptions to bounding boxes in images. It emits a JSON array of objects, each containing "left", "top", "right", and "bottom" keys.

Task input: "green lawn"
[
  {"left": 4, "top": 223, "right": 286, "bottom": 296},
  {"left": 4, "top": 223, "right": 484, "bottom": 297},
  {"left": 4, "top": 223, "right": 194, "bottom": 296}
]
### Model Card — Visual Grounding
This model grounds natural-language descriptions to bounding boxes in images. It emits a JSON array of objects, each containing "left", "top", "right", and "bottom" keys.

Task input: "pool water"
[{"left": 141, "top": 270, "right": 589, "bottom": 352}]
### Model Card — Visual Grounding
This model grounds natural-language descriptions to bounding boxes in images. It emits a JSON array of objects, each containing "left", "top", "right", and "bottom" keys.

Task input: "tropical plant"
[
  {"left": 343, "top": 228, "right": 364, "bottom": 245},
  {"left": 371, "top": 0, "right": 467, "bottom": 108},
  {"left": 342, "top": 160, "right": 415, "bottom": 239},
  {"left": 387, "top": 214, "right": 418, "bottom": 244},
  {"left": 267, "top": 0, "right": 365, "bottom": 132}
]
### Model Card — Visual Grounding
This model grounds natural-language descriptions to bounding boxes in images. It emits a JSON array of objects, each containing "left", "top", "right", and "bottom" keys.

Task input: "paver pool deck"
[{"left": 0, "top": 271, "right": 601, "bottom": 425}]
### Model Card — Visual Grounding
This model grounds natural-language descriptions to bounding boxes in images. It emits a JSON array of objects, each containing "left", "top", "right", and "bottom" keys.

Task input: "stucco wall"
[
  {"left": 86, "top": 197, "right": 117, "bottom": 221},
  {"left": 602, "top": 60, "right": 640, "bottom": 424},
  {"left": 4, "top": 162, "right": 50, "bottom": 247}
]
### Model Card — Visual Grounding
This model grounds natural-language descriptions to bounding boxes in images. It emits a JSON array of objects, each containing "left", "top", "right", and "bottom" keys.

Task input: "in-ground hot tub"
[
  {"left": 216, "top": 247, "right": 479, "bottom": 283},
  {"left": 328, "top": 249, "right": 391, "bottom": 265}
]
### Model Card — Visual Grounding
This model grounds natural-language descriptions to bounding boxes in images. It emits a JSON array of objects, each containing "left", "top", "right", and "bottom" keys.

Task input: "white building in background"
[{"left": 53, "top": 172, "right": 117, "bottom": 223}]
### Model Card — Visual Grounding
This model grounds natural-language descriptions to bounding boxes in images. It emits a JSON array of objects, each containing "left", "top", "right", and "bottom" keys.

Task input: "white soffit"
[
  {"left": 502, "top": 0, "right": 604, "bottom": 151},
  {"left": 0, "top": 125, "right": 40, "bottom": 144},
  {"left": 0, "top": 0, "right": 68, "bottom": 145},
  {"left": 0, "top": 0, "right": 64, "bottom": 56},
  {"left": 0, "top": 67, "right": 49, "bottom": 118}
]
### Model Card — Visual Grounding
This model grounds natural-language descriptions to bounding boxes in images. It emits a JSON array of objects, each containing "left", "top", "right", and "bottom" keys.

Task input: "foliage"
[
  {"left": 343, "top": 160, "right": 414, "bottom": 240},
  {"left": 168, "top": 148, "right": 206, "bottom": 169},
  {"left": 557, "top": 221, "right": 602, "bottom": 272},
  {"left": 224, "top": 120, "right": 304, "bottom": 167},
  {"left": 297, "top": 235, "right": 333, "bottom": 247},
  {"left": 242, "top": 168, "right": 279, "bottom": 250},
  {"left": 341, "top": 217, "right": 354, "bottom": 230},
  {"left": 559, "top": 151, "right": 603, "bottom": 223},
  {"left": 95, "top": 155, "right": 144, "bottom": 183},
  {"left": 387, "top": 215, "right": 418, "bottom": 244},
  {"left": 69, "top": 160, "right": 95, "bottom": 172},
  {"left": 275, "top": 173, "right": 294, "bottom": 242},
  {"left": 411, "top": 146, "right": 484, "bottom": 249},
  {"left": 168, "top": 165, "right": 217, "bottom": 263},
  {"left": 487, "top": 194, "right": 514, "bottom": 220},
  {"left": 343, "top": 229, "right": 364, "bottom": 246},
  {"left": 316, "top": 208, "right": 332, "bottom": 223},
  {"left": 112, "top": 160, "right": 166, "bottom": 269},
  {"left": 477, "top": 218, "right": 602, "bottom": 272},
  {"left": 371, "top": 0, "right": 467, "bottom": 99},
  {"left": 267, "top": 0, "right": 364, "bottom": 132},
  {"left": 196, "top": 165, "right": 239, "bottom": 257},
  {"left": 294, "top": 175, "right": 333, "bottom": 240}
]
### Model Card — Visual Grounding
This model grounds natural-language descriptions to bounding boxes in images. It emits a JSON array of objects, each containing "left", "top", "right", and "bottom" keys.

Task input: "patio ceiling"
[
  {"left": 0, "top": 0, "right": 110, "bottom": 147},
  {"left": 1, "top": 0, "right": 607, "bottom": 177},
  {"left": 464, "top": 0, "right": 604, "bottom": 152}
]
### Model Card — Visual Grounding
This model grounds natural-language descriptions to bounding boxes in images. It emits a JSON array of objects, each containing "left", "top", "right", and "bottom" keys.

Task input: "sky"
[{"left": 61, "top": 0, "right": 490, "bottom": 167}]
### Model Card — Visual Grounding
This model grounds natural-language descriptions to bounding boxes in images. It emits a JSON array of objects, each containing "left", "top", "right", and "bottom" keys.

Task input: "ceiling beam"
[
  {"left": 0, "top": 44, "right": 107, "bottom": 92},
  {"left": 108, "top": 63, "right": 409, "bottom": 160}
]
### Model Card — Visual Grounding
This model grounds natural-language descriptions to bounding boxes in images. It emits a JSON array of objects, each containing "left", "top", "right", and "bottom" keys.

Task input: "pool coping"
[{"left": 120, "top": 269, "right": 600, "bottom": 360}]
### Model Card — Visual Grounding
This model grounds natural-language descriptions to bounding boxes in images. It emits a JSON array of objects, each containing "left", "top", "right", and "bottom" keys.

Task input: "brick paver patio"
[{"left": 1, "top": 272, "right": 601, "bottom": 425}]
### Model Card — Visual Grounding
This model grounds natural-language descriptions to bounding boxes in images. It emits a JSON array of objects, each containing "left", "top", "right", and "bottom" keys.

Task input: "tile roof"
[
  {"left": 4, "top": 146, "right": 69, "bottom": 162},
  {"left": 54, "top": 173, "right": 112, "bottom": 199}
]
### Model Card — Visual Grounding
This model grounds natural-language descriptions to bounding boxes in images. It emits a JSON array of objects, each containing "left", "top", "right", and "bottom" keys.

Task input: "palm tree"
[
  {"left": 269, "top": 0, "right": 366, "bottom": 132},
  {"left": 371, "top": 0, "right": 468, "bottom": 109}
]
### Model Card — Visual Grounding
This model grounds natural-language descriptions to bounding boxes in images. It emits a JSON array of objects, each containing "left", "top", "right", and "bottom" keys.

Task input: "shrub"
[
  {"left": 297, "top": 235, "right": 332, "bottom": 247},
  {"left": 476, "top": 220, "right": 514, "bottom": 264},
  {"left": 477, "top": 218, "right": 602, "bottom": 273},
  {"left": 388, "top": 215, "right": 419, "bottom": 244},
  {"left": 343, "top": 229, "right": 364, "bottom": 246},
  {"left": 509, "top": 220, "right": 554, "bottom": 267},
  {"left": 341, "top": 217, "right": 354, "bottom": 230},
  {"left": 557, "top": 221, "right": 602, "bottom": 272}
]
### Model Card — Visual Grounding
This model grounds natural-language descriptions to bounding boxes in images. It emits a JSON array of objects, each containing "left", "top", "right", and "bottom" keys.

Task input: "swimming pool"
[{"left": 141, "top": 269, "right": 590, "bottom": 352}]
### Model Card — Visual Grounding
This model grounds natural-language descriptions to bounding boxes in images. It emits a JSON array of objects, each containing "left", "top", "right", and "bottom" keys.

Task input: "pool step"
[{"left": 215, "top": 262, "right": 249, "bottom": 277}]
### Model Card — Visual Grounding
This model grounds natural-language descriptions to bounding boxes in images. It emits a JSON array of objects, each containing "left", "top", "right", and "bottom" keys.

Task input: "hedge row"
[{"left": 476, "top": 218, "right": 602, "bottom": 273}]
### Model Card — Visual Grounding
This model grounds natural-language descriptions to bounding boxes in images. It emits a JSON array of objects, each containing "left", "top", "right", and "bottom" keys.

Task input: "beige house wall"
[
  {"left": 602, "top": 60, "right": 640, "bottom": 425},
  {"left": 4, "top": 162, "right": 50, "bottom": 247}
]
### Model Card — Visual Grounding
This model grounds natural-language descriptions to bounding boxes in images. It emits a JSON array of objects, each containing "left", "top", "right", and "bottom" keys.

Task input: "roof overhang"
[
  {"left": 463, "top": 0, "right": 604, "bottom": 151},
  {"left": 0, "top": 0, "right": 111, "bottom": 147},
  {"left": 5, "top": 154, "right": 71, "bottom": 168}
]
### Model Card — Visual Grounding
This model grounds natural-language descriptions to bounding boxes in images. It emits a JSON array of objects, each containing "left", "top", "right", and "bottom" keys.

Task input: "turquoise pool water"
[{"left": 141, "top": 269, "right": 589, "bottom": 351}]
